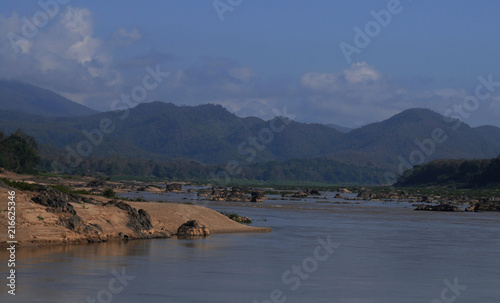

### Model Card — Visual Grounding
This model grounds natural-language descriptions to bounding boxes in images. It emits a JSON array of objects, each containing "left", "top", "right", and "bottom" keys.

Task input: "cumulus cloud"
[
  {"left": 295, "top": 62, "right": 476, "bottom": 127},
  {"left": 344, "top": 62, "right": 381, "bottom": 84},
  {"left": 0, "top": 6, "right": 128, "bottom": 106},
  {"left": 301, "top": 62, "right": 383, "bottom": 93}
]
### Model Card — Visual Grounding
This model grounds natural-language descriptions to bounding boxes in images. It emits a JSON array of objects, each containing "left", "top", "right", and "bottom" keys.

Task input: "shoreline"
[{"left": 0, "top": 178, "right": 271, "bottom": 247}]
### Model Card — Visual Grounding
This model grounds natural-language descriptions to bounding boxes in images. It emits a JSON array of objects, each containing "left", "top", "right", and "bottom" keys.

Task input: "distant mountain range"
[
  {"left": 0, "top": 82, "right": 500, "bottom": 182},
  {"left": 0, "top": 80, "right": 97, "bottom": 117}
]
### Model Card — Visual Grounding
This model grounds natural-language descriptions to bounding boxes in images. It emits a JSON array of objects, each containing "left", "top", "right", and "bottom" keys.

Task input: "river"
[{"left": 1, "top": 190, "right": 499, "bottom": 302}]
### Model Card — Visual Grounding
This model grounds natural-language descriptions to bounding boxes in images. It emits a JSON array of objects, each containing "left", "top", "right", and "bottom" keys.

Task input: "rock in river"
[
  {"left": 414, "top": 203, "right": 463, "bottom": 212},
  {"left": 177, "top": 220, "right": 210, "bottom": 238}
]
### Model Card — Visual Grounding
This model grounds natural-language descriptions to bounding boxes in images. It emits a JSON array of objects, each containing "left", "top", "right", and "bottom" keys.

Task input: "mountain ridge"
[
  {"left": 0, "top": 80, "right": 97, "bottom": 117},
  {"left": 0, "top": 82, "right": 499, "bottom": 175},
  {"left": 0, "top": 103, "right": 499, "bottom": 174}
]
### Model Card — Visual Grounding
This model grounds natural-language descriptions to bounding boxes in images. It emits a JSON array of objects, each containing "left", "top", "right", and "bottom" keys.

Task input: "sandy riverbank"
[{"left": 0, "top": 174, "right": 271, "bottom": 247}]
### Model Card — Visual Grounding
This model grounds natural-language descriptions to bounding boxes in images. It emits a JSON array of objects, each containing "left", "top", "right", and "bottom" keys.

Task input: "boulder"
[
  {"left": 86, "top": 179, "right": 105, "bottom": 188},
  {"left": 337, "top": 187, "right": 351, "bottom": 193},
  {"left": 165, "top": 183, "right": 183, "bottom": 192},
  {"left": 466, "top": 199, "right": 500, "bottom": 212},
  {"left": 307, "top": 189, "right": 322, "bottom": 196},
  {"left": 209, "top": 186, "right": 251, "bottom": 202},
  {"left": 250, "top": 191, "right": 266, "bottom": 202},
  {"left": 177, "top": 220, "right": 209, "bottom": 238}
]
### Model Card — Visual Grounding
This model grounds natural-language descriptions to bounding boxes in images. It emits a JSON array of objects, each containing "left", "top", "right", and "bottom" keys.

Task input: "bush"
[
  {"left": 102, "top": 188, "right": 116, "bottom": 198},
  {"left": 0, "top": 178, "right": 44, "bottom": 191},
  {"left": 218, "top": 211, "right": 252, "bottom": 224}
]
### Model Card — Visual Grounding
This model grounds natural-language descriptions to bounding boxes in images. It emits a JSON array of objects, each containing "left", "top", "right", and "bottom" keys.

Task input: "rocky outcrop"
[
  {"left": 282, "top": 191, "right": 308, "bottom": 198},
  {"left": 32, "top": 188, "right": 78, "bottom": 215},
  {"left": 177, "top": 220, "right": 209, "bottom": 238},
  {"left": 208, "top": 186, "right": 245, "bottom": 202},
  {"left": 31, "top": 187, "right": 106, "bottom": 242},
  {"left": 414, "top": 203, "right": 463, "bottom": 212},
  {"left": 282, "top": 189, "right": 322, "bottom": 198},
  {"left": 308, "top": 189, "right": 321, "bottom": 196},
  {"left": 466, "top": 199, "right": 500, "bottom": 212},
  {"left": 197, "top": 186, "right": 266, "bottom": 202},
  {"left": 356, "top": 189, "right": 374, "bottom": 199},
  {"left": 105, "top": 200, "right": 153, "bottom": 232},
  {"left": 337, "top": 187, "right": 351, "bottom": 193},
  {"left": 59, "top": 215, "right": 103, "bottom": 235},
  {"left": 357, "top": 189, "right": 411, "bottom": 200},
  {"left": 251, "top": 191, "right": 265, "bottom": 202},
  {"left": 165, "top": 183, "right": 183, "bottom": 192},
  {"left": 86, "top": 179, "right": 105, "bottom": 188}
]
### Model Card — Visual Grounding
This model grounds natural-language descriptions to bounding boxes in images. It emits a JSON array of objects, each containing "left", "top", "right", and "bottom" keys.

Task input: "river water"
[{"left": 1, "top": 190, "right": 499, "bottom": 302}]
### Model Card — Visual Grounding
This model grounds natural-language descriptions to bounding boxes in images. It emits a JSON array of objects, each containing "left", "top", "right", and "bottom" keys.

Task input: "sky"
[{"left": 1, "top": 0, "right": 500, "bottom": 128}]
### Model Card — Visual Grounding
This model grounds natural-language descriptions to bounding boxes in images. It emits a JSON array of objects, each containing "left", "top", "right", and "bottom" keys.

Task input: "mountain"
[
  {"left": 0, "top": 80, "right": 97, "bottom": 117},
  {"left": 327, "top": 108, "right": 500, "bottom": 170},
  {"left": 474, "top": 125, "right": 500, "bottom": 143},
  {"left": 325, "top": 123, "right": 354, "bottom": 133},
  {"left": 0, "top": 103, "right": 499, "bottom": 177},
  {"left": 0, "top": 101, "right": 344, "bottom": 164}
]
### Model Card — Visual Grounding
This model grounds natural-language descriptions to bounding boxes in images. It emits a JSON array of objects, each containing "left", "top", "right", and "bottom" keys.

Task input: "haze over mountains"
[{"left": 1, "top": 81, "right": 500, "bottom": 183}]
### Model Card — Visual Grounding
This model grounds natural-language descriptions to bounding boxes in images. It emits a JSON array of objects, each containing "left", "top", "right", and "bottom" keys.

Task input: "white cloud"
[
  {"left": 301, "top": 62, "right": 383, "bottom": 94},
  {"left": 228, "top": 67, "right": 254, "bottom": 83},
  {"left": 343, "top": 62, "right": 381, "bottom": 84},
  {"left": 0, "top": 6, "right": 124, "bottom": 106},
  {"left": 111, "top": 28, "right": 141, "bottom": 47}
]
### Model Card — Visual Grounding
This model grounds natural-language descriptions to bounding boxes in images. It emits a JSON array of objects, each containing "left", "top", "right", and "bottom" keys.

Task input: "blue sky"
[{"left": 1, "top": 0, "right": 500, "bottom": 127}]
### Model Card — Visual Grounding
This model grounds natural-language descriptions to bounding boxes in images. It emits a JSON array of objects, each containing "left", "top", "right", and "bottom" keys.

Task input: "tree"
[{"left": 0, "top": 129, "right": 40, "bottom": 174}]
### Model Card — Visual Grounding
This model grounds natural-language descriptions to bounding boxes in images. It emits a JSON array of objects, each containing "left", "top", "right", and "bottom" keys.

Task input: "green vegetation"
[
  {"left": 363, "top": 185, "right": 500, "bottom": 200},
  {"left": 218, "top": 211, "right": 252, "bottom": 224},
  {"left": 37, "top": 215, "right": 44, "bottom": 221},
  {"left": 38, "top": 154, "right": 387, "bottom": 185},
  {"left": 4, "top": 103, "right": 499, "bottom": 180},
  {"left": 0, "top": 177, "right": 44, "bottom": 191},
  {"left": 0, "top": 129, "right": 40, "bottom": 174},
  {"left": 50, "top": 184, "right": 91, "bottom": 195},
  {"left": 397, "top": 156, "right": 500, "bottom": 188},
  {"left": 102, "top": 188, "right": 116, "bottom": 198},
  {"left": 1, "top": 98, "right": 500, "bottom": 186}
]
